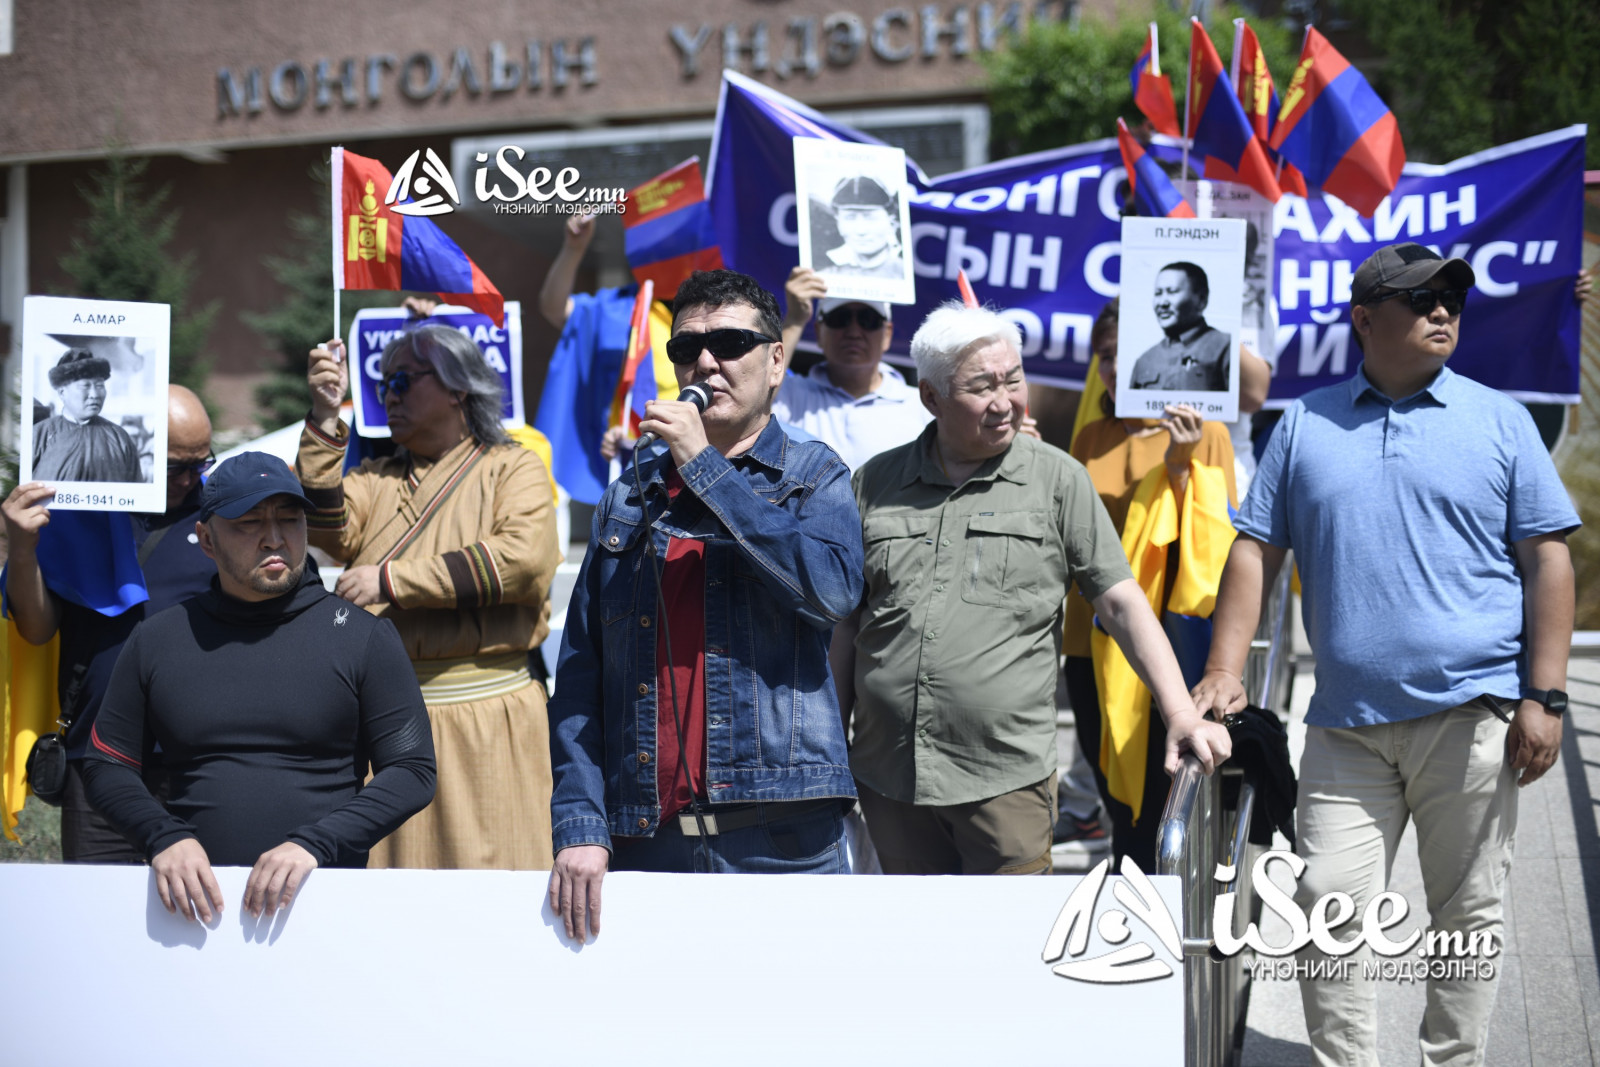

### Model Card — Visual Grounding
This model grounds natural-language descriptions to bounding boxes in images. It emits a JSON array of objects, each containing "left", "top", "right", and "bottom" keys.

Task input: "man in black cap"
[
  {"left": 32, "top": 348, "right": 143, "bottom": 483},
  {"left": 819, "top": 176, "right": 904, "bottom": 281},
  {"left": 1193, "top": 243, "right": 1579, "bottom": 1065},
  {"left": 82, "top": 452, "right": 436, "bottom": 922}
]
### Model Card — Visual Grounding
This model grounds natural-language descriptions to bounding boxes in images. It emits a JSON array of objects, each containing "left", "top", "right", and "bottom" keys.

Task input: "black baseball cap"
[
  {"left": 199, "top": 452, "right": 316, "bottom": 521},
  {"left": 1350, "top": 243, "right": 1475, "bottom": 309}
]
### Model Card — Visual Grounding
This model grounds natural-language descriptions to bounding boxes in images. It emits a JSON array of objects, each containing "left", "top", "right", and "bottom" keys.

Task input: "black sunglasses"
[
  {"left": 377, "top": 367, "right": 437, "bottom": 402},
  {"left": 1364, "top": 287, "right": 1467, "bottom": 317},
  {"left": 665, "top": 328, "right": 777, "bottom": 366},
  {"left": 820, "top": 306, "right": 886, "bottom": 331},
  {"left": 167, "top": 451, "right": 216, "bottom": 478}
]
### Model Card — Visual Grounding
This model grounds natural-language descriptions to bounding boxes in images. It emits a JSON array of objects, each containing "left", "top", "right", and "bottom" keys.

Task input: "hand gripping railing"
[{"left": 1156, "top": 560, "right": 1294, "bottom": 1067}]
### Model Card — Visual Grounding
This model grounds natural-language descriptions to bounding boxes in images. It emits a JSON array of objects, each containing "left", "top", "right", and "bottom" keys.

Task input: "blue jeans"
[{"left": 609, "top": 802, "right": 849, "bottom": 874}]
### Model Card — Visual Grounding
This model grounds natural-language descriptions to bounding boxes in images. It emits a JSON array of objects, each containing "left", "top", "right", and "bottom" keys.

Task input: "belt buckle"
[{"left": 677, "top": 812, "right": 719, "bottom": 836}]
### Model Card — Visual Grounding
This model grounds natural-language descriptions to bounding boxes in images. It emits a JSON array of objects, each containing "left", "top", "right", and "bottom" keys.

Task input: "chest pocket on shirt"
[
  {"left": 595, "top": 516, "right": 648, "bottom": 625},
  {"left": 863, "top": 515, "right": 930, "bottom": 609},
  {"left": 961, "top": 511, "right": 1049, "bottom": 609}
]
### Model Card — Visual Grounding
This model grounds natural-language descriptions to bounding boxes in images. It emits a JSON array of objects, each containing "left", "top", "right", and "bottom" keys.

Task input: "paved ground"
[{"left": 1240, "top": 655, "right": 1600, "bottom": 1065}]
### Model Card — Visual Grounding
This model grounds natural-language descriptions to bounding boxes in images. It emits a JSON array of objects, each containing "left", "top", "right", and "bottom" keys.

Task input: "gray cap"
[
  {"left": 1350, "top": 243, "right": 1475, "bottom": 308},
  {"left": 819, "top": 297, "right": 892, "bottom": 319}
]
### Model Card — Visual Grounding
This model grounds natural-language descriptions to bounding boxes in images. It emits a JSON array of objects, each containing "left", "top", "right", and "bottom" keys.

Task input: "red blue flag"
[
  {"left": 1231, "top": 19, "right": 1309, "bottom": 198},
  {"left": 1270, "top": 27, "right": 1405, "bottom": 217},
  {"left": 1117, "top": 119, "right": 1197, "bottom": 219},
  {"left": 608, "top": 281, "right": 657, "bottom": 439},
  {"left": 622, "top": 159, "right": 723, "bottom": 300},
  {"left": 1130, "top": 23, "right": 1181, "bottom": 138},
  {"left": 331, "top": 148, "right": 504, "bottom": 326},
  {"left": 1186, "top": 19, "right": 1282, "bottom": 203}
]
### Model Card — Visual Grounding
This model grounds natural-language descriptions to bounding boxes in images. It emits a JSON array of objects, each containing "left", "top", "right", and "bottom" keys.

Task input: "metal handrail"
[{"left": 1156, "top": 557, "right": 1295, "bottom": 1067}]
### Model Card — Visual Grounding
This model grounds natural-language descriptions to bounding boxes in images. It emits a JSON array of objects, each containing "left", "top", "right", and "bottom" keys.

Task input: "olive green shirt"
[{"left": 849, "top": 425, "right": 1133, "bottom": 806}]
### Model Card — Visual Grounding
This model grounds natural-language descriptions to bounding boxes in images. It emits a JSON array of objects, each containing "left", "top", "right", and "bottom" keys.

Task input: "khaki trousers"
[
  {"left": 1295, "top": 702, "right": 1517, "bottom": 1067},
  {"left": 857, "top": 775, "right": 1057, "bottom": 875}
]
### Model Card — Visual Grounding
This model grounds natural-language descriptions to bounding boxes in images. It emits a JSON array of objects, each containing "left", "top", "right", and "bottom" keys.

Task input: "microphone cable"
[{"left": 631, "top": 442, "right": 715, "bottom": 867}]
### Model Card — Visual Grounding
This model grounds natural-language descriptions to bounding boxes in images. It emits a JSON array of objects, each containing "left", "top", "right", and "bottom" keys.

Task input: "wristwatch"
[{"left": 1523, "top": 688, "right": 1569, "bottom": 716}]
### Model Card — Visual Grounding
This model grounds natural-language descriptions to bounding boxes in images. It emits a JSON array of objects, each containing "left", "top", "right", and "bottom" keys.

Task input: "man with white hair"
[{"left": 833, "top": 302, "right": 1232, "bottom": 874}]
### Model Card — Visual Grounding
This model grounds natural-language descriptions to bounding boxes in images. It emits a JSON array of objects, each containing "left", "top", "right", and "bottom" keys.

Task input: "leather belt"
[{"left": 666, "top": 798, "right": 842, "bottom": 837}]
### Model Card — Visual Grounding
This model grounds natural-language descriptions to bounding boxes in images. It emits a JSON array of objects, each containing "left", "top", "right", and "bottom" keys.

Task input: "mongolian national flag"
[
  {"left": 1129, "top": 23, "right": 1181, "bottom": 138},
  {"left": 622, "top": 159, "right": 723, "bottom": 300},
  {"left": 1231, "top": 19, "right": 1309, "bottom": 198},
  {"left": 608, "top": 281, "right": 657, "bottom": 439},
  {"left": 1186, "top": 18, "right": 1282, "bottom": 203},
  {"left": 1117, "top": 119, "right": 1197, "bottom": 219},
  {"left": 1270, "top": 27, "right": 1405, "bottom": 217},
  {"left": 331, "top": 147, "right": 505, "bottom": 326}
]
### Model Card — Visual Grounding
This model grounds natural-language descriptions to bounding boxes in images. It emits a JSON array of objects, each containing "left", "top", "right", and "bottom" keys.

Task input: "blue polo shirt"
[{"left": 1236, "top": 364, "right": 1580, "bottom": 728}]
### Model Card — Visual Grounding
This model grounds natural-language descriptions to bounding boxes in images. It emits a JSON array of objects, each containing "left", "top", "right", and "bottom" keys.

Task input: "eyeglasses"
[
  {"left": 166, "top": 451, "right": 216, "bottom": 478},
  {"left": 1363, "top": 287, "right": 1467, "bottom": 317},
  {"left": 665, "top": 328, "right": 777, "bottom": 366},
  {"left": 820, "top": 306, "right": 887, "bottom": 331},
  {"left": 377, "top": 367, "right": 437, "bottom": 402}
]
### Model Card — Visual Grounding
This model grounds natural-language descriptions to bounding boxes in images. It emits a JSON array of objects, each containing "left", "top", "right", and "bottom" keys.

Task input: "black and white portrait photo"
[
  {"left": 793, "top": 137, "right": 916, "bottom": 306},
  {"left": 1116, "top": 216, "right": 1246, "bottom": 422},
  {"left": 1130, "top": 262, "right": 1231, "bottom": 392},
  {"left": 21, "top": 296, "right": 171, "bottom": 512}
]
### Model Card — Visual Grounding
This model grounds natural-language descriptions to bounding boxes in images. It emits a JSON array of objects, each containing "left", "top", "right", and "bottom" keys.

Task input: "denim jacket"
[{"left": 548, "top": 419, "right": 864, "bottom": 852}]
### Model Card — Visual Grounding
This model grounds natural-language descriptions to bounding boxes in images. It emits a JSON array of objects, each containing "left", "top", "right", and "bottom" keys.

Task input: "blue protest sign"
[
  {"left": 708, "top": 72, "right": 1583, "bottom": 403},
  {"left": 349, "top": 302, "right": 524, "bottom": 437},
  {"left": 1270, "top": 127, "right": 1584, "bottom": 403}
]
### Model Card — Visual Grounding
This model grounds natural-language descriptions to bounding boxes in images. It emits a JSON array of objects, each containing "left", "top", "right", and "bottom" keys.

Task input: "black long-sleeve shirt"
[{"left": 82, "top": 569, "right": 435, "bottom": 868}]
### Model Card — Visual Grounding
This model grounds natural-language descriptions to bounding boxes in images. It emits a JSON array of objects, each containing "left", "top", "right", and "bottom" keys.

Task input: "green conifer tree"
[{"left": 58, "top": 151, "right": 218, "bottom": 399}]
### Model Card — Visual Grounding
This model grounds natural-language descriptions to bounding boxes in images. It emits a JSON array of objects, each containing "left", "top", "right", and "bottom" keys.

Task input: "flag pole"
[
  {"left": 1230, "top": 18, "right": 1243, "bottom": 86},
  {"left": 330, "top": 145, "right": 344, "bottom": 354},
  {"left": 1181, "top": 22, "right": 1194, "bottom": 181}
]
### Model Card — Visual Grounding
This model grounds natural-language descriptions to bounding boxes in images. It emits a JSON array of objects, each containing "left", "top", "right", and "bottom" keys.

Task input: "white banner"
[{"left": 0, "top": 864, "right": 1183, "bottom": 1065}]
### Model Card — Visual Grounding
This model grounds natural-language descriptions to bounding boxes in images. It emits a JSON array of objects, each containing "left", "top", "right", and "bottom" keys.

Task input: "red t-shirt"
[{"left": 656, "top": 469, "right": 707, "bottom": 822}]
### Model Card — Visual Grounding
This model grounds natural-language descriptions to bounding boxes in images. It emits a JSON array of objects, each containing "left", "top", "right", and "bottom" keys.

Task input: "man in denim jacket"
[{"left": 548, "top": 271, "right": 864, "bottom": 941}]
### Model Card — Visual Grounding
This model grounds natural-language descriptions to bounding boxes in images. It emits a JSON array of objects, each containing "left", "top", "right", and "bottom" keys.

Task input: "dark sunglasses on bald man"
[
  {"left": 1363, "top": 287, "right": 1467, "bottom": 317},
  {"left": 665, "top": 328, "right": 777, "bottom": 366},
  {"left": 819, "top": 305, "right": 886, "bottom": 331},
  {"left": 166, "top": 451, "right": 216, "bottom": 478}
]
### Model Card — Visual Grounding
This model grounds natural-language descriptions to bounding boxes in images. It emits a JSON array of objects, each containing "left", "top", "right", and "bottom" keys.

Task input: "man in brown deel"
[{"left": 299, "top": 325, "right": 562, "bottom": 869}]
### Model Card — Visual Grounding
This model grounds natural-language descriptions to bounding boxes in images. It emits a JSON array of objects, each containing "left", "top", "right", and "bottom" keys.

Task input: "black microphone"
[{"left": 635, "top": 382, "right": 713, "bottom": 451}]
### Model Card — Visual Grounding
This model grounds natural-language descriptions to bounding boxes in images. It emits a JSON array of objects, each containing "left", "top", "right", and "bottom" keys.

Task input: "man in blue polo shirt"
[{"left": 1193, "top": 243, "right": 1579, "bottom": 1067}]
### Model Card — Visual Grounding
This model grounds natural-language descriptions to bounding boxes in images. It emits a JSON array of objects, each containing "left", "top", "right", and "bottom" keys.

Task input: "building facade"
[{"left": 0, "top": 0, "right": 1093, "bottom": 433}]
